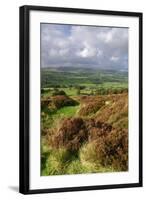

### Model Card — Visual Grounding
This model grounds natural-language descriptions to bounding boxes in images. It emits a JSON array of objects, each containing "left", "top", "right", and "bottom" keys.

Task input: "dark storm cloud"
[{"left": 41, "top": 24, "right": 128, "bottom": 69}]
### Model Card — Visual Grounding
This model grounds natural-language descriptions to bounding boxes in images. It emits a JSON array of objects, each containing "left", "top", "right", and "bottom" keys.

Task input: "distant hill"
[{"left": 41, "top": 66, "right": 128, "bottom": 89}]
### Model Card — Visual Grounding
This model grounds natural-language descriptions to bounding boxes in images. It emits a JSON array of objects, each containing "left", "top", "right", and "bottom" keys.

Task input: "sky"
[{"left": 41, "top": 23, "right": 128, "bottom": 70}]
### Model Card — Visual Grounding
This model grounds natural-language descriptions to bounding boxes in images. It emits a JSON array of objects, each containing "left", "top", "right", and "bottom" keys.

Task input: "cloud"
[
  {"left": 110, "top": 56, "right": 119, "bottom": 62},
  {"left": 41, "top": 24, "right": 128, "bottom": 69}
]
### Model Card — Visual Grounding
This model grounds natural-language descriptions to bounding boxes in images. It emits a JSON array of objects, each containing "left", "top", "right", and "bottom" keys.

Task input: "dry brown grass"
[
  {"left": 79, "top": 100, "right": 105, "bottom": 116},
  {"left": 95, "top": 93, "right": 128, "bottom": 121}
]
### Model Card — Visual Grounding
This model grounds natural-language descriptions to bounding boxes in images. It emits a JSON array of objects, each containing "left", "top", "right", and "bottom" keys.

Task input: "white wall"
[{"left": 0, "top": 0, "right": 145, "bottom": 199}]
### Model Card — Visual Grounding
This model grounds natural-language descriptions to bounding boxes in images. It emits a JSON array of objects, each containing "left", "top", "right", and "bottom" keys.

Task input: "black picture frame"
[{"left": 19, "top": 5, "right": 143, "bottom": 194}]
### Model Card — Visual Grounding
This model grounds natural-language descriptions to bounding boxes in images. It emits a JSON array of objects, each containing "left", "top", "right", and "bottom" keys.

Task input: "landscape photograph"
[{"left": 40, "top": 23, "right": 128, "bottom": 176}]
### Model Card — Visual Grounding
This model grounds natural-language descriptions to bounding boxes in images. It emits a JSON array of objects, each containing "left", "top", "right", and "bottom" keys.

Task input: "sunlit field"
[{"left": 41, "top": 67, "right": 128, "bottom": 176}]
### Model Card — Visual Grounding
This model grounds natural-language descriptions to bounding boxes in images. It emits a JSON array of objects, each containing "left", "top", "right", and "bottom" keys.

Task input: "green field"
[{"left": 41, "top": 67, "right": 128, "bottom": 97}]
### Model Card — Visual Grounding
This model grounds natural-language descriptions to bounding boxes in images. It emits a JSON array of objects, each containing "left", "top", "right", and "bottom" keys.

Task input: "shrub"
[
  {"left": 41, "top": 88, "right": 45, "bottom": 94},
  {"left": 48, "top": 117, "right": 113, "bottom": 152},
  {"left": 42, "top": 93, "right": 128, "bottom": 174},
  {"left": 48, "top": 118, "right": 88, "bottom": 151},
  {"left": 41, "top": 95, "right": 79, "bottom": 113},
  {"left": 80, "top": 126, "right": 128, "bottom": 171},
  {"left": 95, "top": 93, "right": 128, "bottom": 124},
  {"left": 94, "top": 128, "right": 128, "bottom": 171},
  {"left": 87, "top": 120, "right": 112, "bottom": 140},
  {"left": 113, "top": 117, "right": 128, "bottom": 129},
  {"left": 79, "top": 99, "right": 105, "bottom": 116},
  {"left": 52, "top": 95, "right": 79, "bottom": 109},
  {"left": 41, "top": 88, "right": 52, "bottom": 94},
  {"left": 79, "top": 142, "right": 115, "bottom": 173},
  {"left": 41, "top": 98, "right": 52, "bottom": 109},
  {"left": 52, "top": 90, "right": 67, "bottom": 96},
  {"left": 49, "top": 115, "right": 128, "bottom": 171}
]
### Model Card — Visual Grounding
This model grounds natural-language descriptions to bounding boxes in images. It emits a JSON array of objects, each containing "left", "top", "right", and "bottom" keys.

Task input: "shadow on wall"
[{"left": 8, "top": 186, "right": 19, "bottom": 193}]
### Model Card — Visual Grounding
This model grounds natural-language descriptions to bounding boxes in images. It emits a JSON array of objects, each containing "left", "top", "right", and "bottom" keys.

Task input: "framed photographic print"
[{"left": 19, "top": 5, "right": 143, "bottom": 194}]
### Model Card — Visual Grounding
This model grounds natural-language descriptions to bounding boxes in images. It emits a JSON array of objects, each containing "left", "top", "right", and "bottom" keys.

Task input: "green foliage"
[
  {"left": 52, "top": 90, "right": 67, "bottom": 96},
  {"left": 53, "top": 106, "right": 79, "bottom": 118},
  {"left": 66, "top": 160, "right": 95, "bottom": 174},
  {"left": 41, "top": 142, "right": 52, "bottom": 172},
  {"left": 41, "top": 67, "right": 128, "bottom": 89},
  {"left": 41, "top": 144, "right": 115, "bottom": 176},
  {"left": 76, "top": 87, "right": 80, "bottom": 95},
  {"left": 41, "top": 148, "right": 77, "bottom": 176}
]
